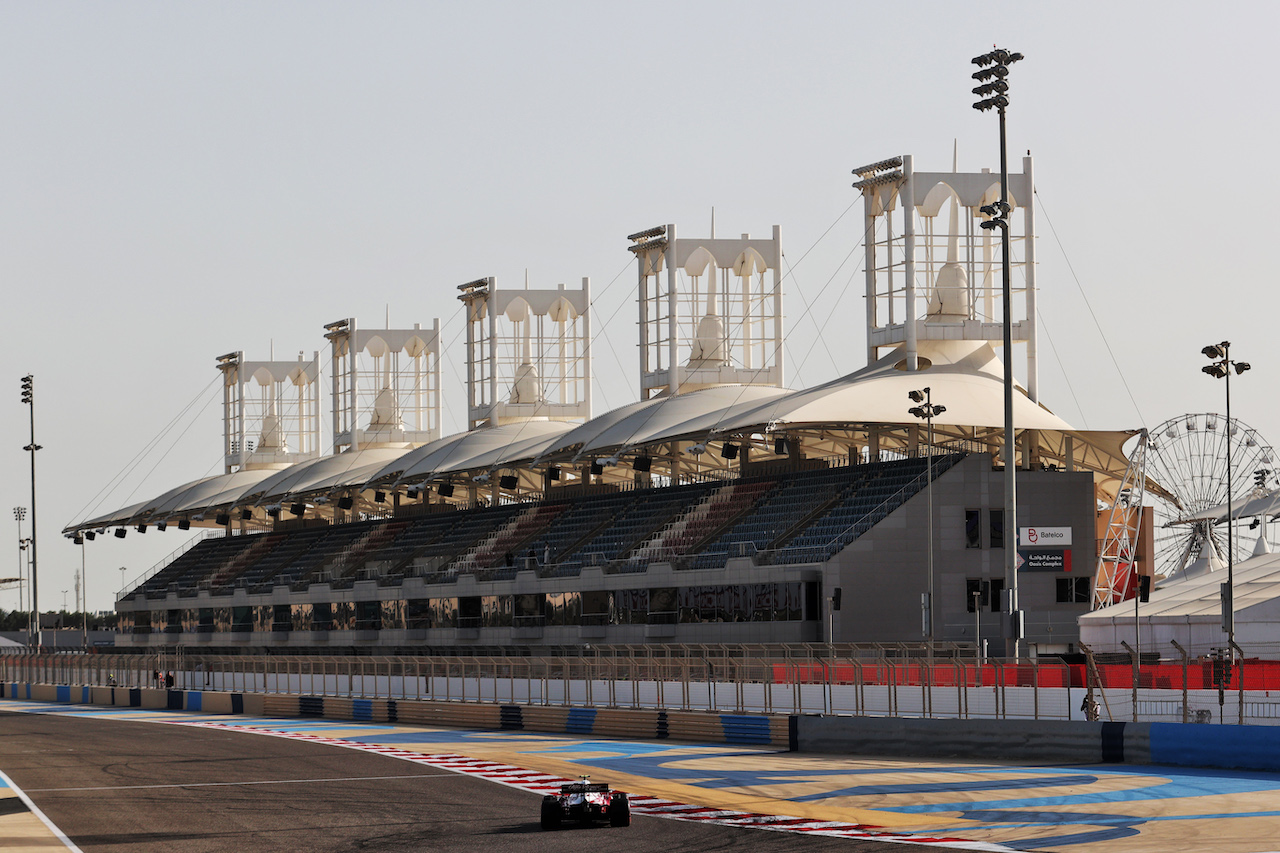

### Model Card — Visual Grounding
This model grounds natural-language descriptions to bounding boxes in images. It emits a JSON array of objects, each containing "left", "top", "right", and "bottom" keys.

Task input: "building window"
[
  {"left": 990, "top": 509, "right": 1004, "bottom": 548},
  {"left": 965, "top": 578, "right": 1004, "bottom": 612},
  {"left": 965, "top": 510, "right": 981, "bottom": 548},
  {"left": 1056, "top": 576, "right": 1091, "bottom": 603},
  {"left": 965, "top": 579, "right": 986, "bottom": 612}
]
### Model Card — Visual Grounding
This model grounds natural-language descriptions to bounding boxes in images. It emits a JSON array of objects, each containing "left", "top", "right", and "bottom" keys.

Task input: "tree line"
[{"left": 0, "top": 609, "right": 118, "bottom": 632}]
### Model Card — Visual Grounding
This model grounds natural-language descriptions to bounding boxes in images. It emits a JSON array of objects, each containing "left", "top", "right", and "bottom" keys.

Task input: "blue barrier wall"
[
  {"left": 566, "top": 707, "right": 597, "bottom": 734},
  {"left": 721, "top": 714, "right": 774, "bottom": 745},
  {"left": 1150, "top": 722, "right": 1280, "bottom": 772}
]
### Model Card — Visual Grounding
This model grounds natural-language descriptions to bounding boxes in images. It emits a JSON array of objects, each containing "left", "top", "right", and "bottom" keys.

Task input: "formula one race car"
[{"left": 540, "top": 778, "right": 631, "bottom": 829}]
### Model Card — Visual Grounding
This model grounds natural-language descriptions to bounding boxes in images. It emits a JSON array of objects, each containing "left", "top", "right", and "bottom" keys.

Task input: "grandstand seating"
[{"left": 125, "top": 453, "right": 967, "bottom": 598}]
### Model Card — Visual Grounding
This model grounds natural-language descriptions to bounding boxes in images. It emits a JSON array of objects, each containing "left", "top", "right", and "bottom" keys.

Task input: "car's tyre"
[
  {"left": 609, "top": 793, "right": 631, "bottom": 827},
  {"left": 541, "top": 797, "right": 562, "bottom": 830}
]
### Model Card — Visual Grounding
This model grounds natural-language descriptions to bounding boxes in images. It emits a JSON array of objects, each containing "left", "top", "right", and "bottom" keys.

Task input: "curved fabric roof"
[
  {"left": 150, "top": 468, "right": 282, "bottom": 517},
  {"left": 368, "top": 420, "right": 574, "bottom": 487},
  {"left": 536, "top": 385, "right": 790, "bottom": 463},
  {"left": 71, "top": 498, "right": 153, "bottom": 533},
  {"left": 243, "top": 447, "right": 410, "bottom": 508},
  {"left": 716, "top": 340, "right": 1073, "bottom": 434},
  {"left": 1180, "top": 488, "right": 1280, "bottom": 524},
  {"left": 65, "top": 338, "right": 1153, "bottom": 532}
]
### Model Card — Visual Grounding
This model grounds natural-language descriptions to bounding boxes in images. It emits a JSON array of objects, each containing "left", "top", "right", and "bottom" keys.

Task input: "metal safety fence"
[{"left": 3, "top": 643, "right": 1277, "bottom": 725}]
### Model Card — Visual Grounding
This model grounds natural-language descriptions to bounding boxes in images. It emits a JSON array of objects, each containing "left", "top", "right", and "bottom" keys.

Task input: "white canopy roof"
[
  {"left": 72, "top": 498, "right": 154, "bottom": 532},
  {"left": 245, "top": 447, "right": 409, "bottom": 507},
  {"left": 368, "top": 420, "right": 574, "bottom": 487},
  {"left": 1180, "top": 488, "right": 1280, "bottom": 524},
  {"left": 151, "top": 468, "right": 281, "bottom": 517},
  {"left": 66, "top": 338, "right": 1149, "bottom": 534},
  {"left": 717, "top": 340, "right": 1073, "bottom": 434},
  {"left": 536, "top": 385, "right": 790, "bottom": 463}
]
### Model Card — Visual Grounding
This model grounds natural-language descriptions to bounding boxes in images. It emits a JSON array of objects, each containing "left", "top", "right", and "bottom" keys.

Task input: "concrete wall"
[
  {"left": 796, "top": 714, "right": 1136, "bottom": 764},
  {"left": 794, "top": 714, "right": 1280, "bottom": 772},
  {"left": 829, "top": 454, "right": 1096, "bottom": 648}
]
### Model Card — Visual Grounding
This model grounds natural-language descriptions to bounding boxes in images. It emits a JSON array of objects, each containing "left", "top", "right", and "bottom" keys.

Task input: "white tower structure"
[
  {"left": 323, "top": 317, "right": 442, "bottom": 451},
  {"left": 628, "top": 224, "right": 783, "bottom": 398},
  {"left": 216, "top": 350, "right": 322, "bottom": 473},
  {"left": 457, "top": 276, "right": 592, "bottom": 429},
  {"left": 854, "top": 154, "right": 1038, "bottom": 399}
]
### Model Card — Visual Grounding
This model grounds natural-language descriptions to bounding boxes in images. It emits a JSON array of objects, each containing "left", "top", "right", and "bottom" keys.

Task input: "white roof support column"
[
  {"left": 348, "top": 318, "right": 360, "bottom": 451},
  {"left": 433, "top": 317, "right": 442, "bottom": 436},
  {"left": 488, "top": 283, "right": 499, "bottom": 419},
  {"left": 328, "top": 322, "right": 345, "bottom": 450},
  {"left": 217, "top": 351, "right": 245, "bottom": 475},
  {"left": 864, "top": 198, "right": 877, "bottom": 365},
  {"left": 458, "top": 275, "right": 592, "bottom": 428},
  {"left": 667, "top": 222, "right": 681, "bottom": 396},
  {"left": 902, "top": 155, "right": 919, "bottom": 372},
  {"left": 581, "top": 277, "right": 592, "bottom": 418},
  {"left": 771, "top": 224, "right": 784, "bottom": 385}
]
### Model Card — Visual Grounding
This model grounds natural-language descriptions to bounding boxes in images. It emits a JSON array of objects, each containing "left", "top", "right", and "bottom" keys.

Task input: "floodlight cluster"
[{"left": 971, "top": 47, "right": 1022, "bottom": 113}]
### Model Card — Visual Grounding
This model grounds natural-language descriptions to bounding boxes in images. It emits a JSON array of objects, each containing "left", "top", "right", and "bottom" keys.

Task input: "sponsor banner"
[
  {"left": 1019, "top": 526, "right": 1072, "bottom": 547},
  {"left": 1017, "top": 548, "right": 1073, "bottom": 572}
]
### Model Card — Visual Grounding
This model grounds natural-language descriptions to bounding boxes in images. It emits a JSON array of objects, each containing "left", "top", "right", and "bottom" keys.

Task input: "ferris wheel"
[{"left": 1144, "top": 413, "right": 1276, "bottom": 580}]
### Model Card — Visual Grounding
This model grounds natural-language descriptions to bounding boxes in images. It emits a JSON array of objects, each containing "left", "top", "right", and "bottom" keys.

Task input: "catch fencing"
[{"left": 2, "top": 643, "right": 1276, "bottom": 725}]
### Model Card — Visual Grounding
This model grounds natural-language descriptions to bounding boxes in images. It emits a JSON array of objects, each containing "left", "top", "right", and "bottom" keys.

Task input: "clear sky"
[{"left": 3, "top": 1, "right": 1278, "bottom": 612}]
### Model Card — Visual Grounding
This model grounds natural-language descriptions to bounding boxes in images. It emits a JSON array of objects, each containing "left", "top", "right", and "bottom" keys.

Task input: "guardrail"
[{"left": 5, "top": 646, "right": 1279, "bottom": 725}]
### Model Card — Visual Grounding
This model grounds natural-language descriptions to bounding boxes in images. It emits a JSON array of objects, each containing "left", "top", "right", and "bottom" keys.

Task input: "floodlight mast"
[
  {"left": 19, "top": 375, "right": 41, "bottom": 648},
  {"left": 1201, "top": 341, "right": 1250, "bottom": 679},
  {"left": 972, "top": 47, "right": 1024, "bottom": 658},
  {"left": 908, "top": 388, "right": 946, "bottom": 650}
]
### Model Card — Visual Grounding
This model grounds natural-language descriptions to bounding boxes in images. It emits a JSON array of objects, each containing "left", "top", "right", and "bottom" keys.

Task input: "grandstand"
[{"left": 68, "top": 154, "right": 1147, "bottom": 654}]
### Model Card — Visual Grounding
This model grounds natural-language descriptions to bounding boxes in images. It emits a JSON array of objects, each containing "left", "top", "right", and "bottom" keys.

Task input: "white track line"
[{"left": 0, "top": 769, "right": 86, "bottom": 853}]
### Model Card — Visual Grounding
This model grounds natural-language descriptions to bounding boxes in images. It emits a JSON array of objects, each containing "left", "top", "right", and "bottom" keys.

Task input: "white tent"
[{"left": 1079, "top": 549, "right": 1280, "bottom": 653}]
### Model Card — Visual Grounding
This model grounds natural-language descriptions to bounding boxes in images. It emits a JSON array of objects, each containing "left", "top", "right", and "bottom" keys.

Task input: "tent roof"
[
  {"left": 68, "top": 498, "right": 154, "bottom": 533},
  {"left": 152, "top": 468, "right": 282, "bottom": 517},
  {"left": 1181, "top": 488, "right": 1280, "bottom": 524},
  {"left": 717, "top": 340, "right": 1073, "bottom": 434},
  {"left": 65, "top": 339, "right": 1153, "bottom": 532},
  {"left": 536, "top": 385, "right": 789, "bottom": 463},
  {"left": 368, "top": 420, "right": 574, "bottom": 487},
  {"left": 1081, "top": 549, "right": 1280, "bottom": 622},
  {"left": 245, "top": 447, "right": 410, "bottom": 507}
]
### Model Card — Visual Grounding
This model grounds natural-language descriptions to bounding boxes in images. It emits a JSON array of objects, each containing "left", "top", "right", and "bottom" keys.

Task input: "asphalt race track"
[{"left": 0, "top": 710, "right": 971, "bottom": 853}]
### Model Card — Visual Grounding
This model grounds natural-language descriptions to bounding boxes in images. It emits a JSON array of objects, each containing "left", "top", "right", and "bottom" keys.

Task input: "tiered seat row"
[
  {"left": 562, "top": 481, "right": 718, "bottom": 575},
  {"left": 630, "top": 478, "right": 777, "bottom": 569},
  {"left": 128, "top": 453, "right": 968, "bottom": 597},
  {"left": 691, "top": 466, "right": 860, "bottom": 569},
  {"left": 458, "top": 503, "right": 569, "bottom": 571},
  {"left": 776, "top": 455, "right": 962, "bottom": 564}
]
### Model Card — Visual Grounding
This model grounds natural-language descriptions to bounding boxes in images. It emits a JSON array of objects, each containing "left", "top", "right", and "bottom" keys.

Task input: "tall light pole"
[
  {"left": 972, "top": 47, "right": 1025, "bottom": 658},
  {"left": 1202, "top": 342, "right": 1250, "bottom": 652},
  {"left": 20, "top": 375, "right": 41, "bottom": 648},
  {"left": 909, "top": 387, "right": 946, "bottom": 645},
  {"left": 13, "top": 507, "right": 26, "bottom": 617}
]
